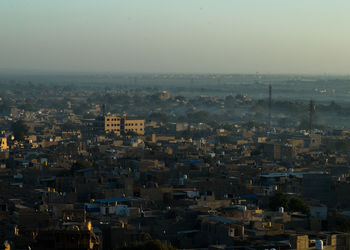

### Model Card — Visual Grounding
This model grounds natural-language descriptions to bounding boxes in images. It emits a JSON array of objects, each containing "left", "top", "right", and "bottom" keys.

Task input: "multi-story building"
[{"left": 104, "top": 115, "right": 144, "bottom": 135}]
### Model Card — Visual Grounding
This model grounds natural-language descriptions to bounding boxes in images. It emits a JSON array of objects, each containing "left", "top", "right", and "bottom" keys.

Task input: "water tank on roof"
[
  {"left": 316, "top": 240, "right": 323, "bottom": 250},
  {"left": 179, "top": 178, "right": 184, "bottom": 185}
]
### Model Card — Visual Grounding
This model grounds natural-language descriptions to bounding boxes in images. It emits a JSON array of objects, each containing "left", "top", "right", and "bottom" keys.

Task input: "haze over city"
[{"left": 1, "top": 0, "right": 350, "bottom": 74}]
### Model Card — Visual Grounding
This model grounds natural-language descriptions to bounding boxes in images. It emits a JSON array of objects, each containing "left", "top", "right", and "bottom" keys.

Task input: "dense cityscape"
[
  {"left": 2, "top": 0, "right": 350, "bottom": 249},
  {"left": 1, "top": 75, "right": 350, "bottom": 249}
]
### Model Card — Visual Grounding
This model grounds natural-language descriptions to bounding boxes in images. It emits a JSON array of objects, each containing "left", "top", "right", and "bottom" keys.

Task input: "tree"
[
  {"left": 225, "top": 95, "right": 236, "bottom": 108},
  {"left": 71, "top": 160, "right": 92, "bottom": 172},
  {"left": 125, "top": 130, "right": 139, "bottom": 136},
  {"left": 288, "top": 197, "right": 310, "bottom": 216},
  {"left": 336, "top": 216, "right": 350, "bottom": 232},
  {"left": 180, "top": 129, "right": 194, "bottom": 140},
  {"left": 269, "top": 193, "right": 310, "bottom": 216},
  {"left": 11, "top": 120, "right": 29, "bottom": 141},
  {"left": 61, "top": 121, "right": 79, "bottom": 131},
  {"left": 148, "top": 113, "right": 169, "bottom": 122},
  {"left": 187, "top": 111, "right": 211, "bottom": 123},
  {"left": 269, "top": 192, "right": 288, "bottom": 211}
]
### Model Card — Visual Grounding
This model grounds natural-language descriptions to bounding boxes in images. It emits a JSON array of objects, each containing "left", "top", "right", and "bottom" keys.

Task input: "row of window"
[
  {"left": 107, "top": 128, "right": 143, "bottom": 132},
  {"left": 106, "top": 118, "right": 120, "bottom": 122},
  {"left": 125, "top": 123, "right": 143, "bottom": 126},
  {"left": 106, "top": 123, "right": 120, "bottom": 127},
  {"left": 105, "top": 121, "right": 143, "bottom": 126},
  {"left": 107, "top": 129, "right": 120, "bottom": 132},
  {"left": 125, "top": 128, "right": 143, "bottom": 131}
]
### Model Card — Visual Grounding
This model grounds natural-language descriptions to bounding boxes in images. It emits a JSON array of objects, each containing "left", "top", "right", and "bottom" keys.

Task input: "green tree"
[
  {"left": 71, "top": 160, "right": 92, "bottom": 172},
  {"left": 11, "top": 120, "right": 29, "bottom": 141},
  {"left": 125, "top": 130, "right": 139, "bottom": 136},
  {"left": 224, "top": 95, "right": 236, "bottom": 108},
  {"left": 334, "top": 140, "right": 350, "bottom": 152},
  {"left": 187, "top": 111, "right": 211, "bottom": 123},
  {"left": 180, "top": 129, "right": 194, "bottom": 140},
  {"left": 288, "top": 197, "right": 310, "bottom": 216},
  {"left": 336, "top": 216, "right": 350, "bottom": 232},
  {"left": 61, "top": 121, "right": 79, "bottom": 131},
  {"left": 269, "top": 193, "right": 310, "bottom": 216},
  {"left": 148, "top": 112, "right": 169, "bottom": 122},
  {"left": 269, "top": 192, "right": 288, "bottom": 211}
]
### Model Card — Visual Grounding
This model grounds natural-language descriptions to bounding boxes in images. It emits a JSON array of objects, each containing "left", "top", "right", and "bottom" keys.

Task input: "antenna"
[
  {"left": 309, "top": 100, "right": 315, "bottom": 131},
  {"left": 102, "top": 104, "right": 106, "bottom": 116},
  {"left": 268, "top": 84, "right": 272, "bottom": 127}
]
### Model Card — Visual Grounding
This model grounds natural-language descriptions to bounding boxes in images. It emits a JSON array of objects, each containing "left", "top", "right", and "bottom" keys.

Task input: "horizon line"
[{"left": 0, "top": 68, "right": 349, "bottom": 77}]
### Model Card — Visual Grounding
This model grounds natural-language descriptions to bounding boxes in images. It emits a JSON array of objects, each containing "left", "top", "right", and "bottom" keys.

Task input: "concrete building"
[
  {"left": 33, "top": 221, "right": 100, "bottom": 250},
  {"left": 104, "top": 115, "right": 144, "bottom": 135}
]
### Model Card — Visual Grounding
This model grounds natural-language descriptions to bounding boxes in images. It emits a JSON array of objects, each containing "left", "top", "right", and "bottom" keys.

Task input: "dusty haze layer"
[{"left": 1, "top": 0, "right": 350, "bottom": 74}]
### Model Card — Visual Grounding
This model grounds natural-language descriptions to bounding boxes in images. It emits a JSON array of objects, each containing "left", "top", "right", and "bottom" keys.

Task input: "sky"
[{"left": 1, "top": 0, "right": 350, "bottom": 74}]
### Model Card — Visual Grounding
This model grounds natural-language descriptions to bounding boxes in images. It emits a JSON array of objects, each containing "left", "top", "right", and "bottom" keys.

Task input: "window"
[
  {"left": 107, "top": 118, "right": 110, "bottom": 121},
  {"left": 107, "top": 124, "right": 110, "bottom": 126}
]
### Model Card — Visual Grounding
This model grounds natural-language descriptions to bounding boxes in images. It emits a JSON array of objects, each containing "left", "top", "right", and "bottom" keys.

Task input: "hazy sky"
[{"left": 1, "top": 1, "right": 350, "bottom": 74}]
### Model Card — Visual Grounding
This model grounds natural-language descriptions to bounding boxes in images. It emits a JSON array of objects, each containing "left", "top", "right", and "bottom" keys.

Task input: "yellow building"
[
  {"left": 124, "top": 119, "right": 144, "bottom": 135},
  {"left": 0, "top": 137, "right": 8, "bottom": 151},
  {"left": 105, "top": 116, "right": 122, "bottom": 134},
  {"left": 104, "top": 115, "right": 144, "bottom": 135}
]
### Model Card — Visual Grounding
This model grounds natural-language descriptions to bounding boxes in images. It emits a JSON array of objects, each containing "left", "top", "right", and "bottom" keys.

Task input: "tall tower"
[
  {"left": 309, "top": 100, "right": 315, "bottom": 131},
  {"left": 102, "top": 104, "right": 106, "bottom": 116},
  {"left": 268, "top": 84, "right": 272, "bottom": 127}
]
